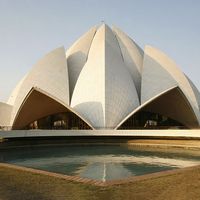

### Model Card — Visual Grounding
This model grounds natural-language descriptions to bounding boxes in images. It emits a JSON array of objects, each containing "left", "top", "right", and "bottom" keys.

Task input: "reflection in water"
[
  {"left": 103, "top": 162, "right": 106, "bottom": 182},
  {"left": 1, "top": 145, "right": 200, "bottom": 181}
]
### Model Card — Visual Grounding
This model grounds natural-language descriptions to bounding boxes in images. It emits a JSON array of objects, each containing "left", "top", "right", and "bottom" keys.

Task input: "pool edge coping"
[{"left": 1, "top": 162, "right": 200, "bottom": 187}]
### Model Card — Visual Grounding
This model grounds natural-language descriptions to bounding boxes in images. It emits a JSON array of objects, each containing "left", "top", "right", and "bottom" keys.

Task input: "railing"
[
  {"left": 118, "top": 126, "right": 187, "bottom": 130},
  {"left": 0, "top": 126, "right": 91, "bottom": 131},
  {"left": 0, "top": 126, "right": 12, "bottom": 131},
  {"left": 0, "top": 125, "right": 194, "bottom": 131}
]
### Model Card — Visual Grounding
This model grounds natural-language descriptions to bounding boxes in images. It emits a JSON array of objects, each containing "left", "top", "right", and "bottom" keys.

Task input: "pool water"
[{"left": 1, "top": 144, "right": 200, "bottom": 181}]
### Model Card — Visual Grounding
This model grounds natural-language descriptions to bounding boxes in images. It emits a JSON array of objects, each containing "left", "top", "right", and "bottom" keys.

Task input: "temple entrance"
[
  {"left": 27, "top": 112, "right": 91, "bottom": 130},
  {"left": 118, "top": 111, "right": 185, "bottom": 129}
]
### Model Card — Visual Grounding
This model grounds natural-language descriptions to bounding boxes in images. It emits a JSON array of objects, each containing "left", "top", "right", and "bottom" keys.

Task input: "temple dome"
[{"left": 1, "top": 24, "right": 200, "bottom": 130}]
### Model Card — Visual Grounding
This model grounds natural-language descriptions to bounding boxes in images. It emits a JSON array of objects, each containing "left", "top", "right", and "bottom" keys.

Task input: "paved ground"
[{"left": 1, "top": 164, "right": 200, "bottom": 200}]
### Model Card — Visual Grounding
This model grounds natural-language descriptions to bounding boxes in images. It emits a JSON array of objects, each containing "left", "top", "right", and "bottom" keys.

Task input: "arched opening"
[
  {"left": 118, "top": 87, "right": 199, "bottom": 129},
  {"left": 12, "top": 89, "right": 92, "bottom": 130}
]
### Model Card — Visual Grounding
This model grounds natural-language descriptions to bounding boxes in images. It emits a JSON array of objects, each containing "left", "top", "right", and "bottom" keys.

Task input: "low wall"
[{"left": 1, "top": 129, "right": 200, "bottom": 139}]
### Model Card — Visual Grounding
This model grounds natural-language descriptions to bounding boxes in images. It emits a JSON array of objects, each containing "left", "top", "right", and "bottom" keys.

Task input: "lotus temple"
[{"left": 1, "top": 24, "right": 200, "bottom": 138}]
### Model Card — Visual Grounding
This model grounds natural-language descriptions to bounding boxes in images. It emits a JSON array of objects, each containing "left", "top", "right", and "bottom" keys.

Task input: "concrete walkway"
[{"left": 1, "top": 129, "right": 200, "bottom": 139}]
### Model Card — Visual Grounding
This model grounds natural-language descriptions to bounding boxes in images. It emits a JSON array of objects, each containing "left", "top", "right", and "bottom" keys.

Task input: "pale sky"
[{"left": 0, "top": 0, "right": 200, "bottom": 102}]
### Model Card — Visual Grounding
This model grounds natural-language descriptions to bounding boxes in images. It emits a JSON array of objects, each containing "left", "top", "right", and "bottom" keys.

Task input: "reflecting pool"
[{"left": 1, "top": 144, "right": 200, "bottom": 181}]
